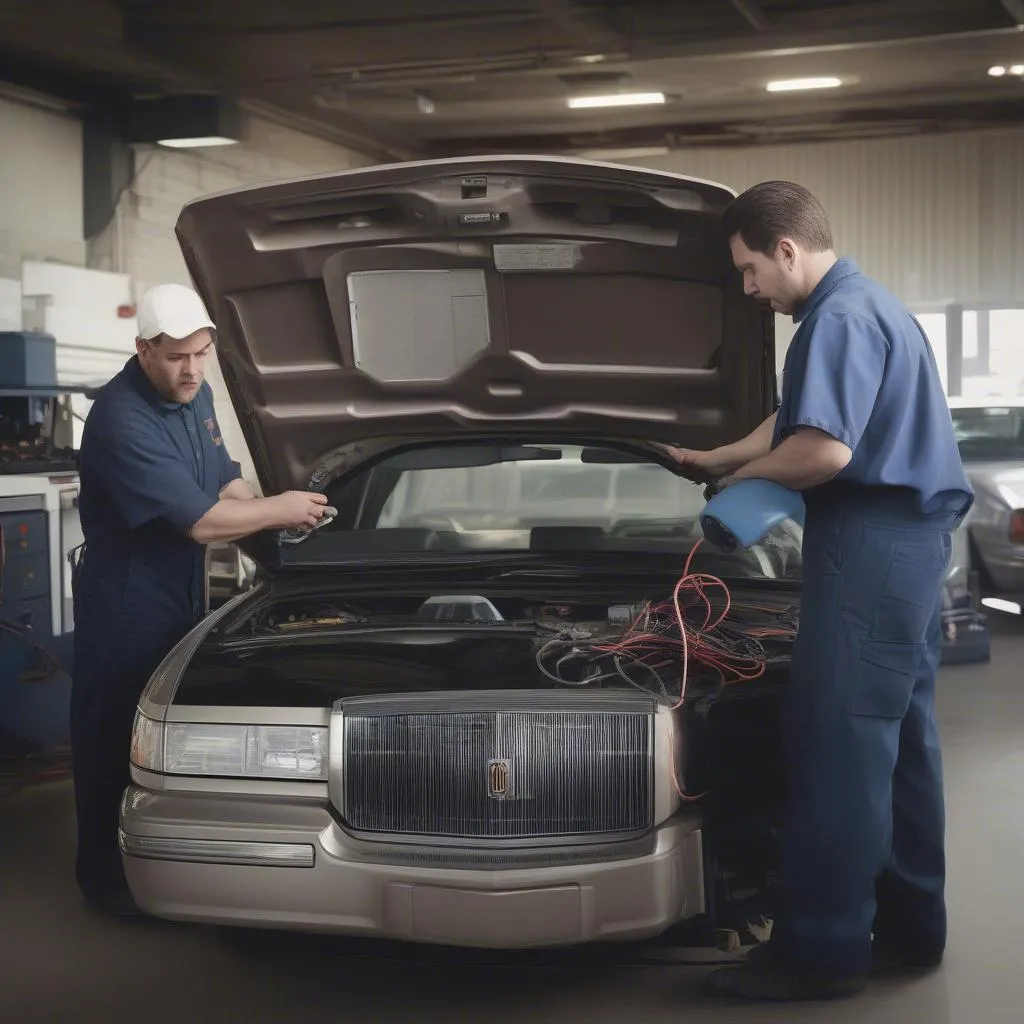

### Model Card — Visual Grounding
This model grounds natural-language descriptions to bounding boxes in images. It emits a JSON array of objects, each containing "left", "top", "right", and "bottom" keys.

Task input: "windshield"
[
  {"left": 951, "top": 407, "right": 1024, "bottom": 462},
  {"left": 299, "top": 443, "right": 802, "bottom": 581}
]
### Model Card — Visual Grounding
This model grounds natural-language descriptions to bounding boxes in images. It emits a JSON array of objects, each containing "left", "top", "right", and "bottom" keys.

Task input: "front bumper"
[{"left": 120, "top": 786, "right": 705, "bottom": 948}]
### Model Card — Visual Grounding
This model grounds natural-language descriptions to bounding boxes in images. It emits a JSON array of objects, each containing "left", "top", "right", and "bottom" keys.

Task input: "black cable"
[{"left": 613, "top": 653, "right": 669, "bottom": 699}]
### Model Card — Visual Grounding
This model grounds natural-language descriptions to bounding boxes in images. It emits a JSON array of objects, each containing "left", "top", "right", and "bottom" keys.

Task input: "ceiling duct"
[{"left": 557, "top": 71, "right": 634, "bottom": 88}]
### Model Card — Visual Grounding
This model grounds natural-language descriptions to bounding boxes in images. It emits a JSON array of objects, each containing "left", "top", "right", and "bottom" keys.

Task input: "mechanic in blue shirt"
[
  {"left": 668, "top": 182, "right": 972, "bottom": 1001},
  {"left": 72, "top": 283, "right": 329, "bottom": 917}
]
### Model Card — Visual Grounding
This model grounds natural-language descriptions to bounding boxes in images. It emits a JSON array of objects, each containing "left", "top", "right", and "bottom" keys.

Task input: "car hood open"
[{"left": 175, "top": 156, "right": 776, "bottom": 496}]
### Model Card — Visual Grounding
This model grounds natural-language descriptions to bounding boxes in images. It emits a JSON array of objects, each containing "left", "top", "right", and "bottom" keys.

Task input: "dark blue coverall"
[
  {"left": 769, "top": 258, "right": 974, "bottom": 977},
  {"left": 71, "top": 355, "right": 241, "bottom": 900}
]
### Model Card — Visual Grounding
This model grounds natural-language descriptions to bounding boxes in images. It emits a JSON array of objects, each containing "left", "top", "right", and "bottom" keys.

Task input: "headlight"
[{"left": 130, "top": 712, "right": 328, "bottom": 781}]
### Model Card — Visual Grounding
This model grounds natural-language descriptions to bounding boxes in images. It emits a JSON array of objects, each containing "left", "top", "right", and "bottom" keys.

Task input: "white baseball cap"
[{"left": 137, "top": 283, "right": 216, "bottom": 341}]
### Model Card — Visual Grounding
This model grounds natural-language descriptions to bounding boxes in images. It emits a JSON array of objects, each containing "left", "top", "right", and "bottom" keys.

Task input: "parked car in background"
[
  {"left": 948, "top": 398, "right": 1024, "bottom": 617},
  {"left": 939, "top": 517, "right": 990, "bottom": 664}
]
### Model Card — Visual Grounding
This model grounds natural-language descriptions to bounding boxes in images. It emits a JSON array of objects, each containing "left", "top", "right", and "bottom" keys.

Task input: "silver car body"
[{"left": 948, "top": 398, "right": 1024, "bottom": 600}]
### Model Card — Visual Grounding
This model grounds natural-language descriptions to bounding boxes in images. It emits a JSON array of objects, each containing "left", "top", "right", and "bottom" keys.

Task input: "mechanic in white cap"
[{"left": 69, "top": 283, "right": 329, "bottom": 917}]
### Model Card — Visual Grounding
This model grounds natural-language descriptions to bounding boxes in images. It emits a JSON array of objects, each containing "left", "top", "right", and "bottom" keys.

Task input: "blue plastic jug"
[{"left": 700, "top": 478, "right": 806, "bottom": 552}]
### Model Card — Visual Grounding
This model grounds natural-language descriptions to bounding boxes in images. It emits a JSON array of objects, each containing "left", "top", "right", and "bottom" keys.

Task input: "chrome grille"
[{"left": 335, "top": 690, "right": 654, "bottom": 840}]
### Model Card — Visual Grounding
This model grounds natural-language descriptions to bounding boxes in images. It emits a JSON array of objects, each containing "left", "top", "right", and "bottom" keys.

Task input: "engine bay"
[{"left": 178, "top": 573, "right": 798, "bottom": 710}]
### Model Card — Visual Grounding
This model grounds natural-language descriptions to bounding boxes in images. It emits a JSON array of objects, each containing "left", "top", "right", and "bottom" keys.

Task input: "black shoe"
[
  {"left": 746, "top": 940, "right": 943, "bottom": 975},
  {"left": 706, "top": 959, "right": 867, "bottom": 1002},
  {"left": 870, "top": 943, "right": 944, "bottom": 974},
  {"left": 744, "top": 941, "right": 776, "bottom": 964},
  {"left": 84, "top": 888, "right": 144, "bottom": 919}
]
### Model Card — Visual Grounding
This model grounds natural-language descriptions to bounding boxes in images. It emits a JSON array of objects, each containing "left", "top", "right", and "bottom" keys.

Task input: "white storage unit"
[
  {"left": 22, "top": 262, "right": 137, "bottom": 382},
  {"left": 18, "top": 261, "right": 138, "bottom": 446}
]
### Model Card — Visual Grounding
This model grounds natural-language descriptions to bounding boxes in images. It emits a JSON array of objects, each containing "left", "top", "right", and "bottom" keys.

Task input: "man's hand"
[
  {"left": 656, "top": 445, "right": 732, "bottom": 481},
  {"left": 189, "top": 490, "right": 331, "bottom": 545},
  {"left": 653, "top": 412, "right": 778, "bottom": 482},
  {"left": 704, "top": 473, "right": 738, "bottom": 499},
  {"left": 266, "top": 491, "right": 330, "bottom": 530}
]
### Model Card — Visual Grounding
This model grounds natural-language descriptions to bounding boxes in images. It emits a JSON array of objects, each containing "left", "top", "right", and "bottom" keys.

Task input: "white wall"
[
  {"left": 0, "top": 94, "right": 84, "bottom": 333},
  {"left": 87, "top": 117, "right": 374, "bottom": 488},
  {"left": 628, "top": 128, "right": 1024, "bottom": 307},
  {"left": 0, "top": 96, "right": 85, "bottom": 279}
]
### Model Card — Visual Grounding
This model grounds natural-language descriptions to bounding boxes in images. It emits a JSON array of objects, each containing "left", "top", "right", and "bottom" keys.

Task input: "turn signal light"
[{"left": 1010, "top": 510, "right": 1024, "bottom": 545}]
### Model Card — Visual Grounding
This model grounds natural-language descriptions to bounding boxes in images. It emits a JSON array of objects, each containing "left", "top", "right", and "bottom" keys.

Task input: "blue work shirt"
[
  {"left": 76, "top": 356, "right": 242, "bottom": 664},
  {"left": 773, "top": 258, "right": 973, "bottom": 516}
]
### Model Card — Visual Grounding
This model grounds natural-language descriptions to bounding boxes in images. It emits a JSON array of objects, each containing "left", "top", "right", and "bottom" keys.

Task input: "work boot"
[
  {"left": 705, "top": 957, "right": 867, "bottom": 1001},
  {"left": 747, "top": 939, "right": 943, "bottom": 974},
  {"left": 870, "top": 942, "right": 944, "bottom": 974}
]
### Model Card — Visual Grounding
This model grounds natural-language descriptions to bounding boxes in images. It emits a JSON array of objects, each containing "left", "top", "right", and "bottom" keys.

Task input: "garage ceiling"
[{"left": 1, "top": 0, "right": 1024, "bottom": 159}]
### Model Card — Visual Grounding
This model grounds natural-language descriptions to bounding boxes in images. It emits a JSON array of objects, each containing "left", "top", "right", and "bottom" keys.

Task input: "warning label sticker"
[{"left": 493, "top": 244, "right": 580, "bottom": 272}]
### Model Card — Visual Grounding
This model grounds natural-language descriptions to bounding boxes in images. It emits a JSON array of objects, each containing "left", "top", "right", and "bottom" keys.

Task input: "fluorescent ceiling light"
[
  {"left": 989, "top": 65, "right": 1007, "bottom": 76},
  {"left": 1010, "top": 65, "right": 1024, "bottom": 76},
  {"left": 568, "top": 92, "right": 666, "bottom": 109},
  {"left": 157, "top": 136, "right": 239, "bottom": 148},
  {"left": 766, "top": 76, "right": 843, "bottom": 93}
]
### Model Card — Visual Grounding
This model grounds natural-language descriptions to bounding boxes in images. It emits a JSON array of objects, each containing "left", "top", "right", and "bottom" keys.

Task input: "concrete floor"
[{"left": 2, "top": 621, "right": 1022, "bottom": 1024}]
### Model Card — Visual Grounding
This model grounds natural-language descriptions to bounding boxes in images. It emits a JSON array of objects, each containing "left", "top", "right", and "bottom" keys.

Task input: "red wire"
[{"left": 589, "top": 539, "right": 796, "bottom": 802}]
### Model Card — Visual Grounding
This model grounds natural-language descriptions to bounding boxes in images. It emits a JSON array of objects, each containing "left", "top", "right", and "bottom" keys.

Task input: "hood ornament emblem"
[{"left": 488, "top": 758, "right": 512, "bottom": 799}]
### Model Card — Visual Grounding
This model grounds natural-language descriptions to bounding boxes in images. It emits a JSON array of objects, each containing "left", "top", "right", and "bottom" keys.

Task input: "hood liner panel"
[{"left": 176, "top": 157, "right": 776, "bottom": 498}]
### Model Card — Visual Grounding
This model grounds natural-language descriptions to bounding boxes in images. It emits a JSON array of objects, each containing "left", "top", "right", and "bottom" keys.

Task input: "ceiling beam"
[
  {"left": 1000, "top": 0, "right": 1024, "bottom": 25},
  {"left": 427, "top": 96, "right": 1024, "bottom": 155},
  {"left": 729, "top": 0, "right": 771, "bottom": 32},
  {"left": 0, "top": 46, "right": 139, "bottom": 109}
]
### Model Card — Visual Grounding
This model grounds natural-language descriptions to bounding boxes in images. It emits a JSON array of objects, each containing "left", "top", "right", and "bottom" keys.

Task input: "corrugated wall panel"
[{"left": 630, "top": 128, "right": 1024, "bottom": 305}]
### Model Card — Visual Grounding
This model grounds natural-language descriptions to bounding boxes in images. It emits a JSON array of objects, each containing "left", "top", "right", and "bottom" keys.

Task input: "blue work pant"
[
  {"left": 770, "top": 488, "right": 958, "bottom": 976},
  {"left": 70, "top": 557, "right": 195, "bottom": 900}
]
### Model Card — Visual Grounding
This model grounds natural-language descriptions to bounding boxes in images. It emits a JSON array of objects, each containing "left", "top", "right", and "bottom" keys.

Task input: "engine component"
[{"left": 417, "top": 595, "right": 503, "bottom": 622}]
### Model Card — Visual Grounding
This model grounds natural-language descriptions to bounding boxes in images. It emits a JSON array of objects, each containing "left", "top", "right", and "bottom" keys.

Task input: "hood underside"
[{"left": 175, "top": 156, "right": 776, "bottom": 495}]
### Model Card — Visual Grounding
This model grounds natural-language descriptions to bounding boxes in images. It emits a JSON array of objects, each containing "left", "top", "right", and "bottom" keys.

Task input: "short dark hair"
[{"left": 721, "top": 181, "right": 833, "bottom": 256}]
